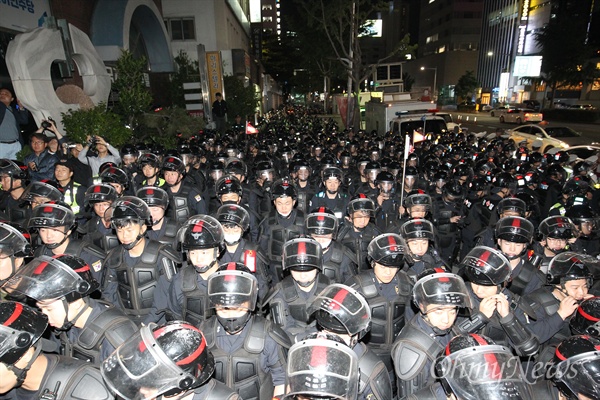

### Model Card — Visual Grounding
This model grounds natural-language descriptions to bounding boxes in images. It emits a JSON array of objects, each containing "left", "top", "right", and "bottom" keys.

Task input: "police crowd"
[{"left": 0, "top": 104, "right": 599, "bottom": 400}]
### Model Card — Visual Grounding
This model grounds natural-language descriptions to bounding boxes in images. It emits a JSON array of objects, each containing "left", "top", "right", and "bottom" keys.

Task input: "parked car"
[
  {"left": 522, "top": 100, "right": 541, "bottom": 111},
  {"left": 507, "top": 125, "right": 585, "bottom": 153},
  {"left": 569, "top": 104, "right": 596, "bottom": 110},
  {"left": 481, "top": 104, "right": 493, "bottom": 112},
  {"left": 499, "top": 108, "right": 543, "bottom": 124}
]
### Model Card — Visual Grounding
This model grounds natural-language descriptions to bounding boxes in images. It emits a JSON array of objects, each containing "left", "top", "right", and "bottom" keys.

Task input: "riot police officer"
[
  {"left": 0, "top": 300, "right": 112, "bottom": 399},
  {"left": 136, "top": 186, "right": 179, "bottom": 247},
  {"left": 161, "top": 156, "right": 206, "bottom": 224},
  {"left": 337, "top": 194, "right": 381, "bottom": 271},
  {"left": 399, "top": 219, "right": 445, "bottom": 280},
  {"left": 78, "top": 183, "right": 119, "bottom": 252},
  {"left": 456, "top": 246, "right": 540, "bottom": 357},
  {"left": 305, "top": 207, "right": 357, "bottom": 283},
  {"left": 264, "top": 237, "right": 330, "bottom": 340},
  {"left": 28, "top": 202, "right": 106, "bottom": 285},
  {"left": 309, "top": 167, "right": 350, "bottom": 223},
  {"left": 101, "top": 321, "right": 239, "bottom": 399},
  {"left": 494, "top": 215, "right": 545, "bottom": 296},
  {"left": 5, "top": 254, "right": 137, "bottom": 365},
  {"left": 145, "top": 215, "right": 224, "bottom": 325},
  {"left": 103, "top": 196, "right": 180, "bottom": 325},
  {"left": 258, "top": 178, "right": 305, "bottom": 283},
  {"left": 200, "top": 263, "right": 291, "bottom": 400},
  {"left": 0, "top": 159, "right": 29, "bottom": 223},
  {"left": 532, "top": 216, "right": 578, "bottom": 273},
  {"left": 308, "top": 284, "right": 393, "bottom": 400},
  {"left": 346, "top": 233, "right": 413, "bottom": 388},
  {"left": 391, "top": 269, "right": 472, "bottom": 397}
]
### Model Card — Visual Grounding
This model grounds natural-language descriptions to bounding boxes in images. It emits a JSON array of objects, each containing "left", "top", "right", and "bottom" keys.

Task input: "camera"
[{"left": 41, "top": 117, "right": 54, "bottom": 129}]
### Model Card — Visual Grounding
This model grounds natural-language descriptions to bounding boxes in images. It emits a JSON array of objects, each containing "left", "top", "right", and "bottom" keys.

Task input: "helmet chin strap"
[
  {"left": 193, "top": 259, "right": 217, "bottom": 274},
  {"left": 45, "top": 230, "right": 71, "bottom": 250},
  {"left": 58, "top": 298, "right": 89, "bottom": 331},
  {"left": 422, "top": 313, "right": 452, "bottom": 336},
  {"left": 123, "top": 233, "right": 144, "bottom": 251},
  {"left": 8, "top": 343, "right": 42, "bottom": 387}
]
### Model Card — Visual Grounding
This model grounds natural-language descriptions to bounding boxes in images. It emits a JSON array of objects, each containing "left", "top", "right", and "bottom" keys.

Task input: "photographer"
[
  {"left": 78, "top": 134, "right": 121, "bottom": 177},
  {"left": 22, "top": 131, "right": 59, "bottom": 181}
]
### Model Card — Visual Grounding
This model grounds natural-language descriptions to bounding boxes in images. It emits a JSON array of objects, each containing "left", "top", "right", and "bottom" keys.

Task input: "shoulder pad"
[
  {"left": 267, "top": 319, "right": 293, "bottom": 349},
  {"left": 262, "top": 285, "right": 281, "bottom": 305},
  {"left": 245, "top": 316, "right": 267, "bottom": 353},
  {"left": 392, "top": 339, "right": 430, "bottom": 380},
  {"left": 83, "top": 242, "right": 107, "bottom": 259},
  {"left": 200, "top": 317, "right": 218, "bottom": 348},
  {"left": 158, "top": 242, "right": 182, "bottom": 263}
]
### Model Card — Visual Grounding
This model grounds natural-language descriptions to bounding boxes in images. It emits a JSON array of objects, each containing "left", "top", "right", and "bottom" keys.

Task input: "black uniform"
[{"left": 337, "top": 222, "right": 381, "bottom": 271}]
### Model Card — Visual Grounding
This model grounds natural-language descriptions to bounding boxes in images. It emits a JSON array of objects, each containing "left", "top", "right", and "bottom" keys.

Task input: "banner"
[{"left": 206, "top": 51, "right": 224, "bottom": 105}]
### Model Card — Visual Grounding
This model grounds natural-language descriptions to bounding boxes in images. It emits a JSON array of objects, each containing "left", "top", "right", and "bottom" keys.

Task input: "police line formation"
[{"left": 0, "top": 105, "right": 599, "bottom": 400}]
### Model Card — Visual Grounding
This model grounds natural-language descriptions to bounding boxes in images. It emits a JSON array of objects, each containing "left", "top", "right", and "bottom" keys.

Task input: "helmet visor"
[
  {"left": 208, "top": 270, "right": 258, "bottom": 310},
  {"left": 101, "top": 324, "right": 194, "bottom": 400},
  {"left": 307, "top": 284, "right": 371, "bottom": 336},
  {"left": 286, "top": 339, "right": 359, "bottom": 400},
  {"left": 413, "top": 273, "right": 472, "bottom": 310},
  {"left": 556, "top": 351, "right": 600, "bottom": 399},
  {"left": 0, "top": 224, "right": 28, "bottom": 258},
  {"left": 440, "top": 345, "right": 533, "bottom": 400},
  {"left": 4, "top": 256, "right": 83, "bottom": 300}
]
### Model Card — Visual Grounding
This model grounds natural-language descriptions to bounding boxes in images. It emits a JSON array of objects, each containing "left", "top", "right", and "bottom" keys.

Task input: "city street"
[{"left": 451, "top": 111, "right": 600, "bottom": 144}]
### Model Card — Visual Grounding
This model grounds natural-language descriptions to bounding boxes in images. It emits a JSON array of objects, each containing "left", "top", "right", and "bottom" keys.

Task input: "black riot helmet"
[
  {"left": 215, "top": 175, "right": 243, "bottom": 199},
  {"left": 306, "top": 207, "right": 339, "bottom": 238},
  {"left": 495, "top": 216, "right": 534, "bottom": 244},
  {"left": 547, "top": 335, "right": 600, "bottom": 400},
  {"left": 162, "top": 156, "right": 186, "bottom": 175},
  {"left": 412, "top": 270, "right": 472, "bottom": 313},
  {"left": 106, "top": 196, "right": 153, "bottom": 228},
  {"left": 136, "top": 186, "right": 170, "bottom": 210},
  {"left": 442, "top": 179, "right": 466, "bottom": 204},
  {"left": 546, "top": 252, "right": 593, "bottom": 287},
  {"left": 101, "top": 322, "right": 215, "bottom": 399},
  {"left": 308, "top": 284, "right": 371, "bottom": 341},
  {"left": 346, "top": 193, "right": 376, "bottom": 217},
  {"left": 84, "top": 184, "right": 118, "bottom": 208},
  {"left": 271, "top": 178, "right": 297, "bottom": 200},
  {"left": 138, "top": 153, "right": 161, "bottom": 168},
  {"left": 282, "top": 237, "right": 323, "bottom": 272},
  {"left": 284, "top": 337, "right": 359, "bottom": 400},
  {"left": 0, "top": 301, "right": 47, "bottom": 367},
  {"left": 99, "top": 167, "right": 130, "bottom": 191},
  {"left": 367, "top": 233, "right": 405, "bottom": 267},
  {"left": 496, "top": 197, "right": 526, "bottom": 217},
  {"left": 435, "top": 334, "right": 534, "bottom": 400},
  {"left": 19, "top": 180, "right": 63, "bottom": 205},
  {"left": 5, "top": 254, "right": 100, "bottom": 303},
  {"left": 538, "top": 216, "right": 576, "bottom": 240},
  {"left": 178, "top": 215, "right": 225, "bottom": 252},
  {"left": 216, "top": 204, "right": 250, "bottom": 232},
  {"left": 459, "top": 246, "right": 511, "bottom": 287},
  {"left": 570, "top": 297, "right": 600, "bottom": 338},
  {"left": 0, "top": 159, "right": 29, "bottom": 191}
]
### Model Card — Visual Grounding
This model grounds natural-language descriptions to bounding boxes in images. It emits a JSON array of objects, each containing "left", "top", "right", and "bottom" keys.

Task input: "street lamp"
[{"left": 420, "top": 66, "right": 437, "bottom": 102}]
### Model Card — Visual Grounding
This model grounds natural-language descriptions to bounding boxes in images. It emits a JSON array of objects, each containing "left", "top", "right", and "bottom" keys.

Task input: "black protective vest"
[
  {"left": 203, "top": 316, "right": 274, "bottom": 400},
  {"left": 265, "top": 211, "right": 304, "bottom": 280},
  {"left": 281, "top": 274, "right": 329, "bottom": 324},
  {"left": 61, "top": 304, "right": 137, "bottom": 366},
  {"left": 167, "top": 183, "right": 192, "bottom": 224},
  {"left": 36, "top": 354, "right": 112, "bottom": 400},
  {"left": 321, "top": 243, "right": 347, "bottom": 282},
  {"left": 107, "top": 240, "right": 176, "bottom": 319},
  {"left": 337, "top": 223, "right": 379, "bottom": 271},
  {"left": 507, "top": 261, "right": 539, "bottom": 296},
  {"left": 180, "top": 265, "right": 213, "bottom": 326},
  {"left": 355, "top": 272, "right": 412, "bottom": 348}
]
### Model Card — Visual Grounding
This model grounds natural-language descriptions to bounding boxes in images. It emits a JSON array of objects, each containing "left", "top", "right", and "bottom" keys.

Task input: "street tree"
[
  {"left": 454, "top": 71, "right": 478, "bottom": 103},
  {"left": 297, "top": 0, "right": 416, "bottom": 127}
]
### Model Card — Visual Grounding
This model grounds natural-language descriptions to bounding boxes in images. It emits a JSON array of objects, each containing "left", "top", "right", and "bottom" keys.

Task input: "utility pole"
[{"left": 346, "top": 0, "right": 355, "bottom": 129}]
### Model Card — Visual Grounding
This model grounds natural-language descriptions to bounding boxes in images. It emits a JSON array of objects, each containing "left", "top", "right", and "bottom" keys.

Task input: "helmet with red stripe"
[
  {"left": 413, "top": 270, "right": 472, "bottom": 313},
  {"left": 459, "top": 246, "right": 511, "bottom": 286},
  {"left": 308, "top": 284, "right": 371, "bottom": 339},
  {"left": 282, "top": 237, "right": 323, "bottom": 272},
  {"left": 570, "top": 297, "right": 600, "bottom": 338},
  {"left": 136, "top": 186, "right": 170, "bottom": 209},
  {"left": 4, "top": 254, "right": 99, "bottom": 302},
  {"left": 547, "top": 252, "right": 593, "bottom": 286},
  {"left": 0, "top": 301, "right": 47, "bottom": 365},
  {"left": 538, "top": 216, "right": 576, "bottom": 240},
  {"left": 367, "top": 233, "right": 405, "bottom": 267},
  {"left": 495, "top": 216, "right": 534, "bottom": 244},
  {"left": 306, "top": 207, "right": 339, "bottom": 238},
  {"left": 548, "top": 335, "right": 600, "bottom": 400},
  {"left": 178, "top": 215, "right": 224, "bottom": 252},
  {"left": 83, "top": 184, "right": 117, "bottom": 207},
  {"left": 208, "top": 263, "right": 258, "bottom": 311},
  {"left": 101, "top": 322, "right": 214, "bottom": 399},
  {"left": 346, "top": 193, "right": 376, "bottom": 216},
  {"left": 435, "top": 333, "right": 534, "bottom": 399}
]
